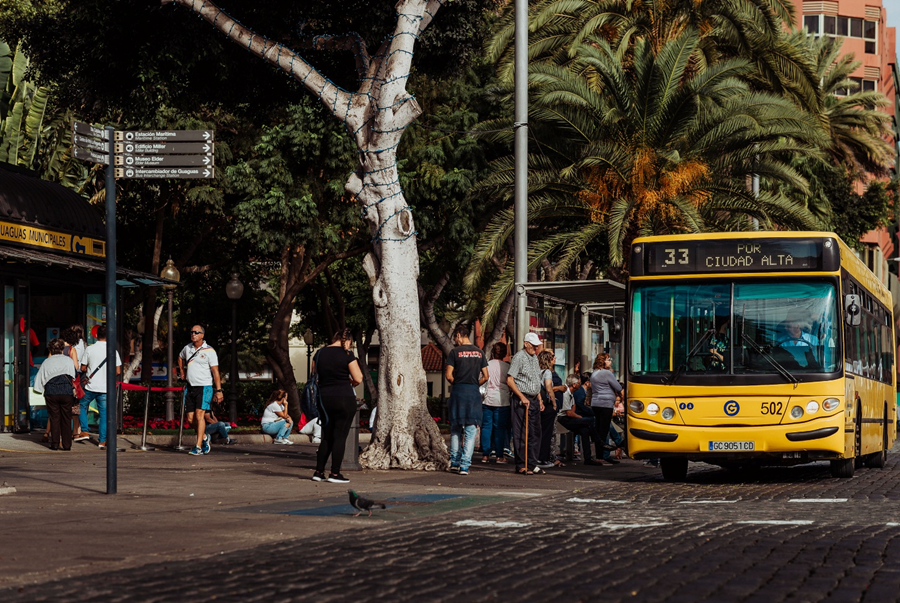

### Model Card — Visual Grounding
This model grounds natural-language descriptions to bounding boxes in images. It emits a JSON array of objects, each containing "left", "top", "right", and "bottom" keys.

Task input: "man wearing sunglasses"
[{"left": 177, "top": 325, "right": 223, "bottom": 455}]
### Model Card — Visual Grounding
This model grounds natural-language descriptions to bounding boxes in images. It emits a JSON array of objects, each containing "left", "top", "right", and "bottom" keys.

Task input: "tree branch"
[
  {"left": 168, "top": 0, "right": 353, "bottom": 122},
  {"left": 418, "top": 272, "right": 453, "bottom": 355}
]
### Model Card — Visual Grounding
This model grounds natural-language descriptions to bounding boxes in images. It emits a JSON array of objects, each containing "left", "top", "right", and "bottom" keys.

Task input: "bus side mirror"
[
  {"left": 608, "top": 317, "right": 623, "bottom": 342},
  {"left": 844, "top": 294, "right": 861, "bottom": 327}
]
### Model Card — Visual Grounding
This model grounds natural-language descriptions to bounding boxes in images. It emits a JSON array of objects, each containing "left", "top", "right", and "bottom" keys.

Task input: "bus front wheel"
[
  {"left": 660, "top": 458, "right": 688, "bottom": 482},
  {"left": 830, "top": 458, "right": 855, "bottom": 478}
]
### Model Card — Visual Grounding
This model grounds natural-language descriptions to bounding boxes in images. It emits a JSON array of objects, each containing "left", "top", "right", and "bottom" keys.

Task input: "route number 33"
[{"left": 663, "top": 248, "right": 689, "bottom": 266}]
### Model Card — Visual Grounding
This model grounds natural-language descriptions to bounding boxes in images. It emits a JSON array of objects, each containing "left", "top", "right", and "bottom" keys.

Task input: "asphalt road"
[{"left": 3, "top": 434, "right": 900, "bottom": 602}]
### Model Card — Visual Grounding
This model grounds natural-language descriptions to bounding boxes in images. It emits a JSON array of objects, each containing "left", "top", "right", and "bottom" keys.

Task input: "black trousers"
[
  {"left": 45, "top": 394, "right": 74, "bottom": 450},
  {"left": 557, "top": 415, "right": 601, "bottom": 460},
  {"left": 511, "top": 396, "right": 541, "bottom": 471},
  {"left": 538, "top": 406, "right": 556, "bottom": 463},
  {"left": 315, "top": 393, "right": 356, "bottom": 474},
  {"left": 593, "top": 407, "right": 614, "bottom": 452}
]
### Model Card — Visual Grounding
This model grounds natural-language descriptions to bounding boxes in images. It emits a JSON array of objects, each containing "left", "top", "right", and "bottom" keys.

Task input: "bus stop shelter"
[{"left": 516, "top": 279, "right": 627, "bottom": 377}]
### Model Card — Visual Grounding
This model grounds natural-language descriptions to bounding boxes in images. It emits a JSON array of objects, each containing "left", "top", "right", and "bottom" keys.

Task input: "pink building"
[{"left": 797, "top": 2, "right": 900, "bottom": 302}]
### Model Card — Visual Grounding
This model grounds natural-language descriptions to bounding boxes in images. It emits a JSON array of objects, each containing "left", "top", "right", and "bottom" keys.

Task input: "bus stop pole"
[
  {"left": 105, "top": 126, "right": 117, "bottom": 495},
  {"left": 513, "top": 0, "right": 528, "bottom": 347}
]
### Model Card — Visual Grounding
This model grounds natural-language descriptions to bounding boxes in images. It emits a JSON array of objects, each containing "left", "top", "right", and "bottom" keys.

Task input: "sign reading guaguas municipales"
[{"left": 0, "top": 219, "right": 105, "bottom": 258}]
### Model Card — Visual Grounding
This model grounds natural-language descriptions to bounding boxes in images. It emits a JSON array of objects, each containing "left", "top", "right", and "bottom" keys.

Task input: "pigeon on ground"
[{"left": 348, "top": 489, "right": 386, "bottom": 517}]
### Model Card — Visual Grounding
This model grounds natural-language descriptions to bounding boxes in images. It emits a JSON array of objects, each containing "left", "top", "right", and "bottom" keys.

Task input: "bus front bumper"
[{"left": 627, "top": 415, "right": 846, "bottom": 461}]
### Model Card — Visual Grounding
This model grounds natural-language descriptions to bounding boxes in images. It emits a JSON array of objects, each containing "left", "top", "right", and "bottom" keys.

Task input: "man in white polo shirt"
[
  {"left": 177, "top": 325, "right": 223, "bottom": 456},
  {"left": 79, "top": 325, "right": 122, "bottom": 450}
]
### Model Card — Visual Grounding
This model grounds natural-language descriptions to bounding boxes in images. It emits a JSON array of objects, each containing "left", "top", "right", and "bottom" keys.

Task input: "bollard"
[
  {"left": 137, "top": 385, "right": 155, "bottom": 451},
  {"left": 342, "top": 407, "right": 361, "bottom": 470},
  {"left": 174, "top": 387, "right": 188, "bottom": 451}
]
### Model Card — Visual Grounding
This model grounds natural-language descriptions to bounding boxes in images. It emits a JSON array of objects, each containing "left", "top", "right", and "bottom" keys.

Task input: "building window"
[
  {"left": 834, "top": 77, "right": 877, "bottom": 96},
  {"left": 807, "top": 14, "right": 877, "bottom": 53},
  {"left": 804, "top": 15, "right": 820, "bottom": 33},
  {"left": 862, "top": 79, "right": 876, "bottom": 92}
]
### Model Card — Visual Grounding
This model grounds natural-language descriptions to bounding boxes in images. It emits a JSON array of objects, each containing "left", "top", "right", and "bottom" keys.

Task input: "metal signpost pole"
[
  {"left": 514, "top": 0, "right": 528, "bottom": 348},
  {"left": 105, "top": 126, "right": 117, "bottom": 495}
]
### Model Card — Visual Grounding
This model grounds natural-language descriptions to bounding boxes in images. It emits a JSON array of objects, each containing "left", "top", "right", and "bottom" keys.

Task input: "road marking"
[
  {"left": 454, "top": 520, "right": 531, "bottom": 528},
  {"left": 737, "top": 520, "right": 814, "bottom": 525},
  {"left": 886, "top": 522, "right": 900, "bottom": 527},
  {"left": 495, "top": 492, "right": 543, "bottom": 497},
  {"left": 677, "top": 500, "right": 737, "bottom": 504},
  {"left": 567, "top": 498, "right": 629, "bottom": 504},
  {"left": 595, "top": 522, "right": 669, "bottom": 530},
  {"left": 788, "top": 498, "right": 848, "bottom": 503}
]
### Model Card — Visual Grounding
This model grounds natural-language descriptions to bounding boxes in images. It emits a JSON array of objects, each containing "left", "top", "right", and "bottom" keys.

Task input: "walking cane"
[
  {"left": 523, "top": 398, "right": 529, "bottom": 473},
  {"left": 174, "top": 386, "right": 188, "bottom": 451}
]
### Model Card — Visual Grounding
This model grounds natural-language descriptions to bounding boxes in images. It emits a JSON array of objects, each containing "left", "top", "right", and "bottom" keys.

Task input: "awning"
[
  {"left": 516, "top": 279, "right": 626, "bottom": 307},
  {"left": 0, "top": 245, "right": 180, "bottom": 288}
]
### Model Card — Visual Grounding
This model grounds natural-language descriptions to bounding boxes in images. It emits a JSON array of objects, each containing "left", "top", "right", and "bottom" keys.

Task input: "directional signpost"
[{"left": 70, "top": 121, "right": 217, "bottom": 496}]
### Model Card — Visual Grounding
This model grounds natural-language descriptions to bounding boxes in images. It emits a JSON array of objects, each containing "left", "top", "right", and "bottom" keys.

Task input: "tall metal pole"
[
  {"left": 105, "top": 126, "right": 117, "bottom": 495},
  {"left": 165, "top": 290, "right": 174, "bottom": 421},
  {"left": 514, "top": 0, "right": 528, "bottom": 348},
  {"left": 229, "top": 301, "right": 238, "bottom": 424}
]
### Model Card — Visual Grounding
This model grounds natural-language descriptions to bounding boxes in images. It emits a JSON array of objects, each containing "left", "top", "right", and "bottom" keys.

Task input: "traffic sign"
[
  {"left": 73, "top": 134, "right": 107, "bottom": 153},
  {"left": 114, "top": 130, "right": 214, "bottom": 142},
  {"left": 114, "top": 154, "right": 214, "bottom": 167},
  {"left": 73, "top": 121, "right": 110, "bottom": 140},
  {"left": 114, "top": 167, "right": 215, "bottom": 179},
  {"left": 74, "top": 147, "right": 110, "bottom": 165},
  {"left": 114, "top": 141, "right": 213, "bottom": 155}
]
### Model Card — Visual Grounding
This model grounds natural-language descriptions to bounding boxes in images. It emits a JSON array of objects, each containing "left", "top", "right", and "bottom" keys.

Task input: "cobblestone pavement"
[{"left": 6, "top": 442, "right": 900, "bottom": 602}]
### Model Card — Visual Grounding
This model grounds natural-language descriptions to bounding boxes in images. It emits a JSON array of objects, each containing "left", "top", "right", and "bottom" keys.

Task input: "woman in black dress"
[{"left": 311, "top": 328, "right": 364, "bottom": 484}]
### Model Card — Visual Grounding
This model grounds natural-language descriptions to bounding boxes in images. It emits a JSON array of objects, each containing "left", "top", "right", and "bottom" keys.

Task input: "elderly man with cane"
[{"left": 507, "top": 332, "right": 544, "bottom": 475}]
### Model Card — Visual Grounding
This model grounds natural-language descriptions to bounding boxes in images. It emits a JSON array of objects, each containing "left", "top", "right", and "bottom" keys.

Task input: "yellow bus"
[{"left": 626, "top": 231, "right": 896, "bottom": 480}]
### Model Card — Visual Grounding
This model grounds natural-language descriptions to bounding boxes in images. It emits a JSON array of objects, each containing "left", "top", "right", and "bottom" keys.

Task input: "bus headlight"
[
  {"left": 629, "top": 400, "right": 644, "bottom": 413},
  {"left": 790, "top": 406, "right": 804, "bottom": 419},
  {"left": 647, "top": 403, "right": 660, "bottom": 416},
  {"left": 806, "top": 401, "right": 819, "bottom": 414},
  {"left": 822, "top": 398, "right": 840, "bottom": 412},
  {"left": 661, "top": 407, "right": 675, "bottom": 420}
]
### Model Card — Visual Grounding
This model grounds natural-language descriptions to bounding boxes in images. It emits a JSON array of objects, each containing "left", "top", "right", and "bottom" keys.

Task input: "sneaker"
[
  {"left": 201, "top": 434, "right": 211, "bottom": 455},
  {"left": 73, "top": 432, "right": 90, "bottom": 442},
  {"left": 188, "top": 446, "right": 203, "bottom": 456},
  {"left": 327, "top": 473, "right": 350, "bottom": 483},
  {"left": 98, "top": 442, "right": 107, "bottom": 450},
  {"left": 459, "top": 469, "right": 469, "bottom": 476},
  {"left": 224, "top": 438, "right": 237, "bottom": 445},
  {"left": 311, "top": 471, "right": 326, "bottom": 482},
  {"left": 448, "top": 466, "right": 460, "bottom": 474},
  {"left": 536, "top": 461, "right": 555, "bottom": 469},
  {"left": 281, "top": 438, "right": 293, "bottom": 445}
]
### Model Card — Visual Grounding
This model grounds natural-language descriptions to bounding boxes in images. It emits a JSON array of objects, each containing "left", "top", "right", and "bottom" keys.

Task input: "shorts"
[{"left": 185, "top": 385, "right": 213, "bottom": 413}]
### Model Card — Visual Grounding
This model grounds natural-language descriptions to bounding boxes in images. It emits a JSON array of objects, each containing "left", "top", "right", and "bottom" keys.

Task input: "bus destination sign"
[{"left": 643, "top": 239, "right": 827, "bottom": 275}]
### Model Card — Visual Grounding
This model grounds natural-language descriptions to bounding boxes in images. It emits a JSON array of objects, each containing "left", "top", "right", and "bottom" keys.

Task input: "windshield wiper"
[
  {"left": 664, "top": 328, "right": 715, "bottom": 385},
  {"left": 741, "top": 332, "right": 798, "bottom": 386}
]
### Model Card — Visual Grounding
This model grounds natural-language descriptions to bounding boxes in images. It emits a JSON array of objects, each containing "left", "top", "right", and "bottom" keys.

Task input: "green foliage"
[{"left": 813, "top": 165, "right": 896, "bottom": 250}]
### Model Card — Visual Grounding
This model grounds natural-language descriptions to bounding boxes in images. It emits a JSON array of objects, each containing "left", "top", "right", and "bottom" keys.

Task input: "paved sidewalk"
[{"left": 0, "top": 432, "right": 652, "bottom": 591}]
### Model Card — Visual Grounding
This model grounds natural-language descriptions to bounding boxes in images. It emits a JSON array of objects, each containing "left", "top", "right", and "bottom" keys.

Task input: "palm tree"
[{"left": 468, "top": 29, "right": 825, "bottom": 325}]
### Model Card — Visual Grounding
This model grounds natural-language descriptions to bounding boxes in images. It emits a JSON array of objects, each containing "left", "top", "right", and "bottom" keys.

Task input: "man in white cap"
[{"left": 506, "top": 332, "right": 544, "bottom": 474}]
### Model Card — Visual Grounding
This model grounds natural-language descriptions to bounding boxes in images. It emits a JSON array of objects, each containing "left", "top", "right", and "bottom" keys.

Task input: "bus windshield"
[{"left": 630, "top": 280, "right": 840, "bottom": 380}]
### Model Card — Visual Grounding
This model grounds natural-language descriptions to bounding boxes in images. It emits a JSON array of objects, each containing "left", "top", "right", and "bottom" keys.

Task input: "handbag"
[
  {"left": 73, "top": 373, "right": 86, "bottom": 399},
  {"left": 301, "top": 350, "right": 328, "bottom": 425}
]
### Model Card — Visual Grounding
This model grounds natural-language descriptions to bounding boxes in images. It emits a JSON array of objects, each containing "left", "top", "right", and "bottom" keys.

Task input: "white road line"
[
  {"left": 567, "top": 498, "right": 629, "bottom": 504},
  {"left": 788, "top": 498, "right": 848, "bottom": 503},
  {"left": 737, "top": 520, "right": 815, "bottom": 525},
  {"left": 886, "top": 522, "right": 900, "bottom": 527},
  {"left": 594, "top": 522, "right": 669, "bottom": 530},
  {"left": 495, "top": 492, "right": 543, "bottom": 497},
  {"left": 454, "top": 520, "right": 531, "bottom": 528},
  {"left": 678, "top": 500, "right": 738, "bottom": 504}
]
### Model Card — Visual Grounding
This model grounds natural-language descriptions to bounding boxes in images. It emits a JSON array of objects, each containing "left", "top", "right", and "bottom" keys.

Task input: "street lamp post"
[
  {"left": 303, "top": 328, "right": 314, "bottom": 380},
  {"left": 160, "top": 259, "right": 180, "bottom": 421},
  {"left": 225, "top": 273, "right": 244, "bottom": 424}
]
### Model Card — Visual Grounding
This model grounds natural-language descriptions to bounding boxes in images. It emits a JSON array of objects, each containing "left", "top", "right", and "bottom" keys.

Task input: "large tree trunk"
[{"left": 171, "top": 0, "right": 448, "bottom": 470}]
